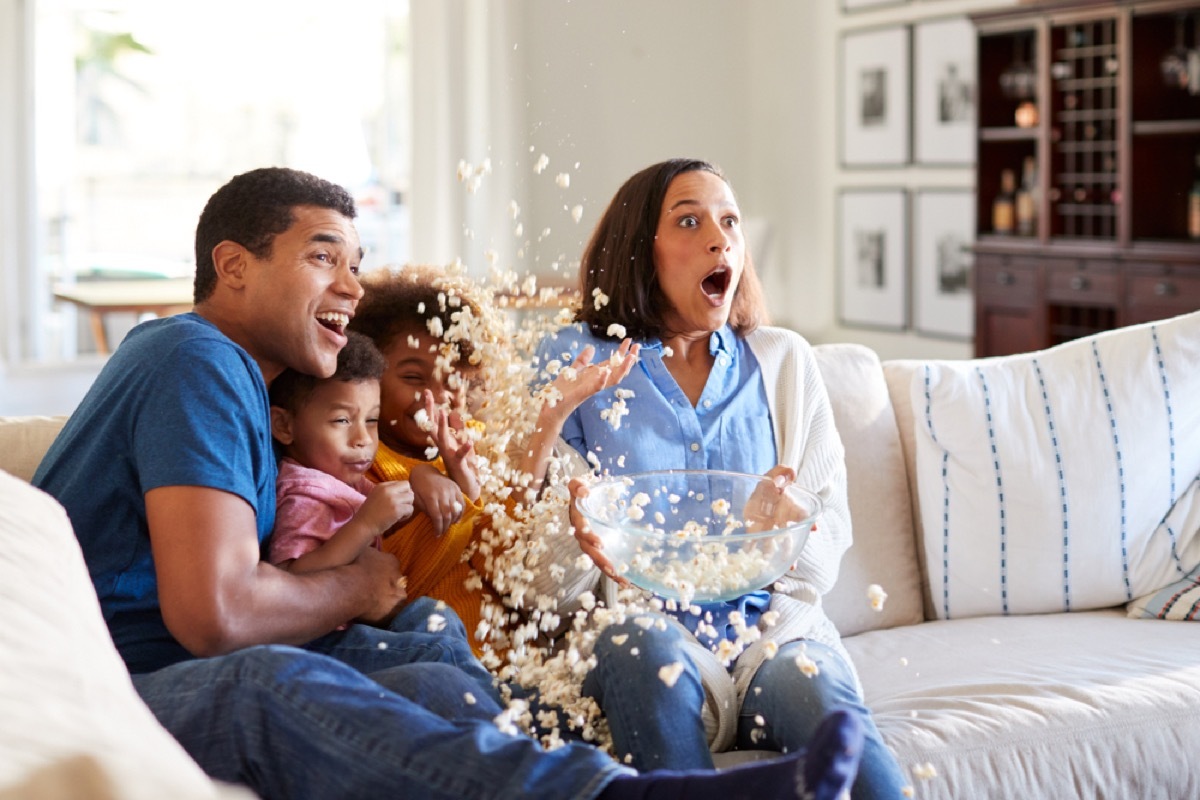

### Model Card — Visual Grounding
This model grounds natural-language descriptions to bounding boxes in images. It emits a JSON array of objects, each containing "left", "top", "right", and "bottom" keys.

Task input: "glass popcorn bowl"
[{"left": 576, "top": 469, "right": 822, "bottom": 603}]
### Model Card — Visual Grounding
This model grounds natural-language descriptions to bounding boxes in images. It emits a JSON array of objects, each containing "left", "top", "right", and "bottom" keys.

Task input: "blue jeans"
[
  {"left": 583, "top": 617, "right": 907, "bottom": 800},
  {"left": 132, "top": 599, "right": 625, "bottom": 800}
]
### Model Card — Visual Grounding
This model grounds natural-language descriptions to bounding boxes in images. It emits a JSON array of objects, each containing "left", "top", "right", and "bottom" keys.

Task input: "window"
[{"left": 30, "top": 0, "right": 411, "bottom": 360}]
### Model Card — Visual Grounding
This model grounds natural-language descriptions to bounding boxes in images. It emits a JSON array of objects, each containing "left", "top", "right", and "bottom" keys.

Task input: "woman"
[{"left": 528, "top": 159, "right": 907, "bottom": 799}]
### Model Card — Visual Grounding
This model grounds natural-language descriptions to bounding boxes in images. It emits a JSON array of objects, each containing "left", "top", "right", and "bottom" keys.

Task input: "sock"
[
  {"left": 599, "top": 709, "right": 864, "bottom": 800},
  {"left": 799, "top": 709, "right": 864, "bottom": 800}
]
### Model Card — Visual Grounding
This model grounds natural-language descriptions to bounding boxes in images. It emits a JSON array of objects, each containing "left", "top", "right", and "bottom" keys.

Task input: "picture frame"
[
  {"left": 837, "top": 189, "right": 909, "bottom": 330},
  {"left": 913, "top": 189, "right": 974, "bottom": 339},
  {"left": 840, "top": 26, "right": 911, "bottom": 167},
  {"left": 842, "top": 0, "right": 907, "bottom": 11},
  {"left": 913, "top": 17, "right": 978, "bottom": 165}
]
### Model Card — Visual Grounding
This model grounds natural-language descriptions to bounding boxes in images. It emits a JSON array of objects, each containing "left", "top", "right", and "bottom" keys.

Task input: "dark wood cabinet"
[{"left": 972, "top": 0, "right": 1200, "bottom": 356}]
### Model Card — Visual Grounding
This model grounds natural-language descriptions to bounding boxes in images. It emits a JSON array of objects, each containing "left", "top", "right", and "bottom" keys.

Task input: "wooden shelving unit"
[{"left": 972, "top": 0, "right": 1200, "bottom": 357}]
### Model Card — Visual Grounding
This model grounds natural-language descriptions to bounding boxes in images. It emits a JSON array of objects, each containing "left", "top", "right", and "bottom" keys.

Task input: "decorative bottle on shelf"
[
  {"left": 1189, "top": 149, "right": 1200, "bottom": 240},
  {"left": 992, "top": 169, "right": 1016, "bottom": 235},
  {"left": 1016, "top": 157, "right": 1038, "bottom": 237}
]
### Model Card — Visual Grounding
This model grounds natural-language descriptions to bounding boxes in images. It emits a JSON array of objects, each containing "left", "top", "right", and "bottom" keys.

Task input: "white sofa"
[{"left": 3, "top": 311, "right": 1200, "bottom": 798}]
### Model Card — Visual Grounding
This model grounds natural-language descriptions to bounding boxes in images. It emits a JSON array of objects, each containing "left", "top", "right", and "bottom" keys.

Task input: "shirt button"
[
  {"left": 690, "top": 442, "right": 700, "bottom": 452},
  {"left": 718, "top": 355, "right": 729, "bottom": 366},
  {"left": 703, "top": 400, "right": 712, "bottom": 409}
]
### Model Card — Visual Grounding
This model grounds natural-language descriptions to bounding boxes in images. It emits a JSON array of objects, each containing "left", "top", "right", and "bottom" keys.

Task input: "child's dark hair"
[
  {"left": 269, "top": 331, "right": 386, "bottom": 413},
  {"left": 348, "top": 265, "right": 480, "bottom": 368}
]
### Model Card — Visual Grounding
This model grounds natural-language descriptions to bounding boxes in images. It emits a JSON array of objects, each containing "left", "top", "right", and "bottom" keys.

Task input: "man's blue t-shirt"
[{"left": 33, "top": 313, "right": 276, "bottom": 674}]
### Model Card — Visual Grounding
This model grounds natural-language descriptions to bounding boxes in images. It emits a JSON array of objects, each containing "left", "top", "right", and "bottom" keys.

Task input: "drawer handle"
[
  {"left": 1070, "top": 275, "right": 1089, "bottom": 291},
  {"left": 996, "top": 271, "right": 1015, "bottom": 286},
  {"left": 1154, "top": 281, "right": 1176, "bottom": 297}
]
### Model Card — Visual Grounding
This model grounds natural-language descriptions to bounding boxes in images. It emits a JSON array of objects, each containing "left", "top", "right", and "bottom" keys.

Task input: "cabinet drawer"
[
  {"left": 1046, "top": 260, "right": 1118, "bottom": 305},
  {"left": 1127, "top": 273, "right": 1200, "bottom": 314},
  {"left": 975, "top": 256, "right": 1038, "bottom": 307}
]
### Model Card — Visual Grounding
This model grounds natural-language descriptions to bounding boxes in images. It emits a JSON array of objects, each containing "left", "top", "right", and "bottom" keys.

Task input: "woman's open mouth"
[{"left": 701, "top": 266, "right": 731, "bottom": 301}]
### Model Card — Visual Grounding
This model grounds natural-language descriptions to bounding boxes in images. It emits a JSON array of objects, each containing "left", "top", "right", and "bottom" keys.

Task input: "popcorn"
[
  {"left": 571, "top": 204, "right": 584, "bottom": 223},
  {"left": 606, "top": 323, "right": 627, "bottom": 339},
  {"left": 534, "top": 153, "right": 550, "bottom": 174},
  {"left": 427, "top": 614, "right": 447, "bottom": 633},
  {"left": 464, "top": 692, "right": 477, "bottom": 705},
  {"left": 795, "top": 647, "right": 820, "bottom": 678},
  {"left": 710, "top": 498, "right": 730, "bottom": 516},
  {"left": 763, "top": 641, "right": 779, "bottom": 659},
  {"left": 555, "top": 172, "right": 570, "bottom": 188},
  {"left": 413, "top": 408, "right": 434, "bottom": 432},
  {"left": 912, "top": 763, "right": 938, "bottom": 781},
  {"left": 867, "top": 583, "right": 888, "bottom": 611},
  {"left": 658, "top": 662, "right": 685, "bottom": 687}
]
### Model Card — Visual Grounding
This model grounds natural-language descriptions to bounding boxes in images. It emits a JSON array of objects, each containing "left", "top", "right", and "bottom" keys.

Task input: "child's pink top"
[{"left": 269, "top": 457, "right": 377, "bottom": 565}]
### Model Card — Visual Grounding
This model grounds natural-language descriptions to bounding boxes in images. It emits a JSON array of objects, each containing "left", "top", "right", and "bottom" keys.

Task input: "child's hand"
[
  {"left": 422, "top": 390, "right": 481, "bottom": 502},
  {"left": 410, "top": 464, "right": 467, "bottom": 536},
  {"left": 357, "top": 480, "right": 416, "bottom": 536}
]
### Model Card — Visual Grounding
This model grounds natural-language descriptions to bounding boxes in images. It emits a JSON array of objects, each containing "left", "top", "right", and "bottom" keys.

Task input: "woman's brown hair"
[{"left": 575, "top": 158, "right": 767, "bottom": 340}]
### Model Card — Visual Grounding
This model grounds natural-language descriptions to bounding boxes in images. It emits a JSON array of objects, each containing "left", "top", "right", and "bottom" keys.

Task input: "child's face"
[
  {"left": 378, "top": 330, "right": 465, "bottom": 458},
  {"left": 272, "top": 378, "right": 381, "bottom": 485}
]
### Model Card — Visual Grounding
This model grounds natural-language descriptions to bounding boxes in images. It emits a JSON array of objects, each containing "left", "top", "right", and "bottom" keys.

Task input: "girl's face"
[
  {"left": 377, "top": 330, "right": 466, "bottom": 458},
  {"left": 270, "top": 378, "right": 380, "bottom": 485},
  {"left": 651, "top": 170, "right": 745, "bottom": 337}
]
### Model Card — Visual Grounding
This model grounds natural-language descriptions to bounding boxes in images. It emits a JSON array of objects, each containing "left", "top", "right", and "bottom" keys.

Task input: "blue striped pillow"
[
  {"left": 1128, "top": 564, "right": 1200, "bottom": 620},
  {"left": 910, "top": 310, "right": 1200, "bottom": 620}
]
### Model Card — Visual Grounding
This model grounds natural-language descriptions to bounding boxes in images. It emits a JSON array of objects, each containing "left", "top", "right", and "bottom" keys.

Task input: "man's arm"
[{"left": 146, "top": 485, "right": 406, "bottom": 657}]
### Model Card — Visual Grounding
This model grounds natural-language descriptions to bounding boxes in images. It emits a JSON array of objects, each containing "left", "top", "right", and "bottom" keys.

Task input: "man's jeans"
[{"left": 133, "top": 599, "right": 625, "bottom": 800}]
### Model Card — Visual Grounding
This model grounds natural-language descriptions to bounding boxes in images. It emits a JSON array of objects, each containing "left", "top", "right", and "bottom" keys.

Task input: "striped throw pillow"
[{"left": 910, "top": 310, "right": 1200, "bottom": 620}]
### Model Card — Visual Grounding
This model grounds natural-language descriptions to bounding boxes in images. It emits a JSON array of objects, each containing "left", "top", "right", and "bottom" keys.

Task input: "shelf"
[
  {"left": 980, "top": 127, "right": 1040, "bottom": 142},
  {"left": 1132, "top": 119, "right": 1200, "bottom": 136}
]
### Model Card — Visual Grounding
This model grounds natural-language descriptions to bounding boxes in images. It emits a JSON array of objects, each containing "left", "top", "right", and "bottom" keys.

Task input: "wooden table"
[{"left": 52, "top": 278, "right": 194, "bottom": 355}]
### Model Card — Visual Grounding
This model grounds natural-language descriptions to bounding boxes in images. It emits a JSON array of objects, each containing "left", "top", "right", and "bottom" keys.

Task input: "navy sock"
[{"left": 599, "top": 709, "right": 864, "bottom": 800}]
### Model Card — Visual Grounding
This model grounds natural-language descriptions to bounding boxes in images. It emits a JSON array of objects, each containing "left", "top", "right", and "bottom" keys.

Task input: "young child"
[
  {"left": 267, "top": 331, "right": 417, "bottom": 575},
  {"left": 349, "top": 265, "right": 497, "bottom": 655}
]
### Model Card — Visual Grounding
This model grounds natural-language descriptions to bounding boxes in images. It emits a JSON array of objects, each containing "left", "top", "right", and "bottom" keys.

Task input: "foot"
[{"left": 797, "top": 709, "right": 864, "bottom": 800}]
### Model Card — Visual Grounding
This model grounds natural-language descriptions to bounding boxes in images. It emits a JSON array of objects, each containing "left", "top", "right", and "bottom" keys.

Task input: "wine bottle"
[
  {"left": 993, "top": 169, "right": 1016, "bottom": 235},
  {"left": 1189, "top": 149, "right": 1200, "bottom": 240},
  {"left": 1016, "top": 157, "right": 1038, "bottom": 237}
]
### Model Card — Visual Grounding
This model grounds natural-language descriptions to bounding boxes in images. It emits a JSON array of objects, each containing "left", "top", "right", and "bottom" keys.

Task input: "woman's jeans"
[
  {"left": 583, "top": 617, "right": 908, "bottom": 800},
  {"left": 132, "top": 598, "right": 624, "bottom": 800}
]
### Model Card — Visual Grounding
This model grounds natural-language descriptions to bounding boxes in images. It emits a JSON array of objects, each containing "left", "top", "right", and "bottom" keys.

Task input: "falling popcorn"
[
  {"left": 711, "top": 498, "right": 731, "bottom": 516},
  {"left": 606, "top": 323, "right": 627, "bottom": 339},
  {"left": 534, "top": 153, "right": 550, "bottom": 174},
  {"left": 902, "top": 788, "right": 915, "bottom": 798},
  {"left": 427, "top": 614, "right": 447, "bottom": 633},
  {"left": 763, "top": 641, "right": 779, "bottom": 659},
  {"left": 571, "top": 204, "right": 584, "bottom": 223},
  {"left": 795, "top": 647, "right": 820, "bottom": 677},
  {"left": 658, "top": 662, "right": 685, "bottom": 687},
  {"left": 912, "top": 763, "right": 938, "bottom": 781},
  {"left": 555, "top": 172, "right": 570, "bottom": 188},
  {"left": 592, "top": 287, "right": 610, "bottom": 310},
  {"left": 867, "top": 583, "right": 888, "bottom": 611},
  {"left": 610, "top": 633, "right": 629, "bottom": 646},
  {"left": 464, "top": 692, "right": 477, "bottom": 705}
]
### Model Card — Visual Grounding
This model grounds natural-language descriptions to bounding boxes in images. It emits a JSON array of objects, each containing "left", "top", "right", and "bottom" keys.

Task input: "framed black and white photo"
[
  {"left": 840, "top": 26, "right": 911, "bottom": 167},
  {"left": 842, "top": 0, "right": 907, "bottom": 11},
  {"left": 913, "top": 17, "right": 977, "bottom": 165},
  {"left": 913, "top": 190, "right": 974, "bottom": 338},
  {"left": 838, "top": 189, "right": 908, "bottom": 330}
]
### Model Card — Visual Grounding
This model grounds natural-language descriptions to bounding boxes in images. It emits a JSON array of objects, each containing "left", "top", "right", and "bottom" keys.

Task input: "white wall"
[{"left": 410, "top": 0, "right": 1014, "bottom": 360}]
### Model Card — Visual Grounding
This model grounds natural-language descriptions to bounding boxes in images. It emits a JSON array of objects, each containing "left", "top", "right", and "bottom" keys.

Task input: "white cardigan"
[{"left": 529, "top": 325, "right": 856, "bottom": 752}]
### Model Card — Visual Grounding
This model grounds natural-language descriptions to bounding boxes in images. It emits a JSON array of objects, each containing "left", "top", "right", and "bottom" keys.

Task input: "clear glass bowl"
[{"left": 576, "top": 469, "right": 822, "bottom": 602}]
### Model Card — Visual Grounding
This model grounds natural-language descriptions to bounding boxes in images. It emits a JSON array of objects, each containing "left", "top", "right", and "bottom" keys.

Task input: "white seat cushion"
[{"left": 846, "top": 609, "right": 1200, "bottom": 798}]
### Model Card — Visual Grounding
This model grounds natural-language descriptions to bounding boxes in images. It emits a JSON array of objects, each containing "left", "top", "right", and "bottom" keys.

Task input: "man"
[{"left": 34, "top": 167, "right": 857, "bottom": 800}]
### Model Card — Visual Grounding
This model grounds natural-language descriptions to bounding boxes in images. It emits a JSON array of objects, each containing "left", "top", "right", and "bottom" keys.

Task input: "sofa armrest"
[{"left": 0, "top": 416, "right": 67, "bottom": 483}]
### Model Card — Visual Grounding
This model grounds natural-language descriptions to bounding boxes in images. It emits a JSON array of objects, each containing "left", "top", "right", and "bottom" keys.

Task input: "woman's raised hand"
[{"left": 548, "top": 339, "right": 640, "bottom": 419}]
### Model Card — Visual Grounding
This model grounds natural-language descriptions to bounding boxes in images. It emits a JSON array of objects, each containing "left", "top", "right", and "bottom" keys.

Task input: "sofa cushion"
[
  {"left": 0, "top": 415, "right": 66, "bottom": 482},
  {"left": 846, "top": 609, "right": 1200, "bottom": 799},
  {"left": 814, "top": 343, "right": 923, "bottom": 636},
  {"left": 907, "top": 311, "right": 1200, "bottom": 619},
  {"left": 0, "top": 470, "right": 250, "bottom": 799}
]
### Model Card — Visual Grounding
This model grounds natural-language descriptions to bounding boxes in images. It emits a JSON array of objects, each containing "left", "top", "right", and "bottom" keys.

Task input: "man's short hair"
[{"left": 193, "top": 167, "right": 357, "bottom": 303}]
